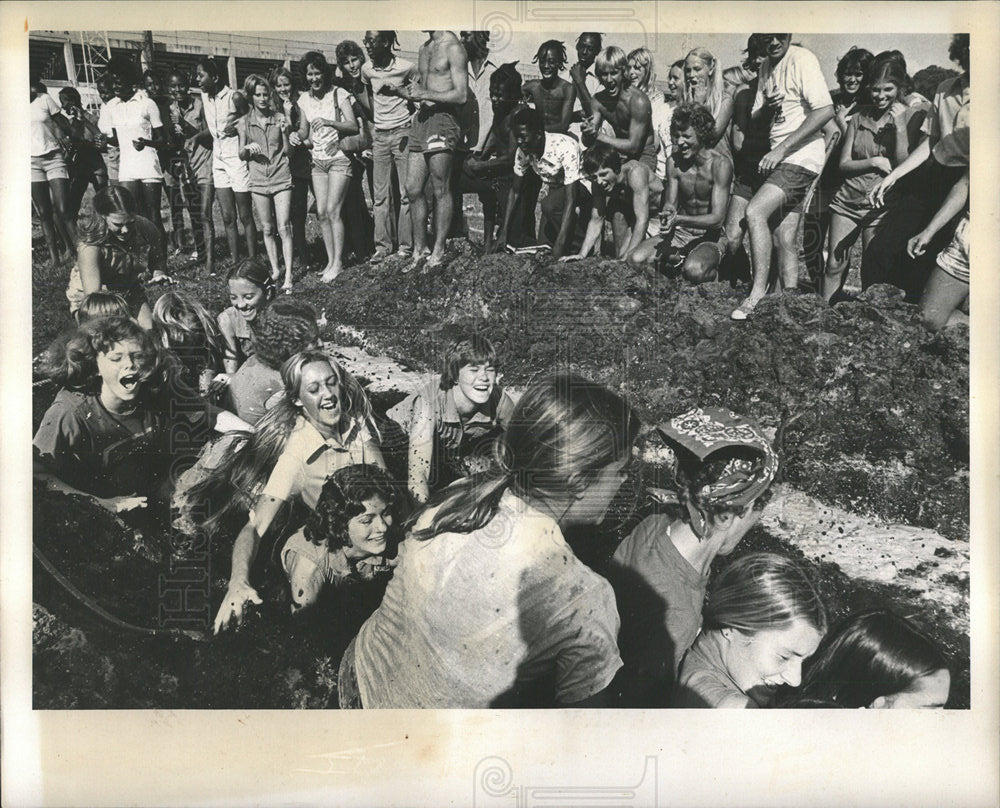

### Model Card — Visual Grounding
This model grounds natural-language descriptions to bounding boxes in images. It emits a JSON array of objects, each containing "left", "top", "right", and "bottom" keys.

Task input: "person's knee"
[
  {"left": 627, "top": 244, "right": 655, "bottom": 270},
  {"left": 921, "top": 306, "right": 947, "bottom": 332},
  {"left": 289, "top": 584, "right": 321, "bottom": 614},
  {"left": 260, "top": 219, "right": 276, "bottom": 238},
  {"left": 277, "top": 222, "right": 293, "bottom": 240}
]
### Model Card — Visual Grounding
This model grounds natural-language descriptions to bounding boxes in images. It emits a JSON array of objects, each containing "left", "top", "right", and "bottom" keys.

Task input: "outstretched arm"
[
  {"left": 759, "top": 105, "right": 834, "bottom": 173},
  {"left": 596, "top": 93, "right": 652, "bottom": 156},
  {"left": 907, "top": 170, "right": 969, "bottom": 258}
]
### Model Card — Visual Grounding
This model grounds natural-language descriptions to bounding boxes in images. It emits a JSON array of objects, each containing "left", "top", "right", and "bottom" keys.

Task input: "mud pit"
[{"left": 31, "top": 241, "right": 970, "bottom": 708}]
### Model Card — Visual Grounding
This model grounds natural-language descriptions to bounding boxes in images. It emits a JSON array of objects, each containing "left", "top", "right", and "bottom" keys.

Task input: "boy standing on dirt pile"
[
  {"left": 625, "top": 102, "right": 732, "bottom": 283},
  {"left": 731, "top": 34, "right": 833, "bottom": 320},
  {"left": 380, "top": 30, "right": 467, "bottom": 272}
]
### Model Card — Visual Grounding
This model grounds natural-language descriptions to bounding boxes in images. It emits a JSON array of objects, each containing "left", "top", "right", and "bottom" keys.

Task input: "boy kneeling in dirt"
[
  {"left": 560, "top": 142, "right": 663, "bottom": 263},
  {"left": 627, "top": 103, "right": 732, "bottom": 283}
]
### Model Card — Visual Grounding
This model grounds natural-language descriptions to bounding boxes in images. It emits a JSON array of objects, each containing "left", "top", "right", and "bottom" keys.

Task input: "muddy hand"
[{"left": 213, "top": 583, "right": 263, "bottom": 635}]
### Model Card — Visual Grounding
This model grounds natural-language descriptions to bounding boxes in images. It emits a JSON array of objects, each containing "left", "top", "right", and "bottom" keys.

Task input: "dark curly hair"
[
  {"left": 835, "top": 46, "right": 874, "bottom": 86},
  {"left": 670, "top": 102, "right": 716, "bottom": 148},
  {"left": 949, "top": 33, "right": 969, "bottom": 72},
  {"left": 195, "top": 56, "right": 228, "bottom": 88},
  {"left": 300, "top": 50, "right": 333, "bottom": 87},
  {"left": 304, "top": 464, "right": 399, "bottom": 548},
  {"left": 490, "top": 61, "right": 523, "bottom": 100},
  {"left": 252, "top": 299, "right": 320, "bottom": 370},
  {"left": 534, "top": 40, "right": 568, "bottom": 70},
  {"left": 440, "top": 334, "right": 498, "bottom": 391}
]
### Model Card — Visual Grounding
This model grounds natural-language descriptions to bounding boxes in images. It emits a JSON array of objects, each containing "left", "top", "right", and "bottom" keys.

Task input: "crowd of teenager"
[{"left": 30, "top": 31, "right": 966, "bottom": 709}]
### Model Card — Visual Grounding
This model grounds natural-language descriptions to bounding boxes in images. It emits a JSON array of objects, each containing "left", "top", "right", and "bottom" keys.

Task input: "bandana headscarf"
[{"left": 648, "top": 406, "right": 779, "bottom": 538}]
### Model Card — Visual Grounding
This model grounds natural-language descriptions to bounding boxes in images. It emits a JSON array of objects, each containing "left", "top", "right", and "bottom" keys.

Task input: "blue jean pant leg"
[{"left": 373, "top": 126, "right": 412, "bottom": 254}]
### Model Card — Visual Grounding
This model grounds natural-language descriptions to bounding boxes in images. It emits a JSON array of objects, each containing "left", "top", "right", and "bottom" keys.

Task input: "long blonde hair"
[
  {"left": 181, "top": 351, "right": 378, "bottom": 536},
  {"left": 627, "top": 47, "right": 656, "bottom": 95},
  {"left": 684, "top": 46, "right": 724, "bottom": 117}
]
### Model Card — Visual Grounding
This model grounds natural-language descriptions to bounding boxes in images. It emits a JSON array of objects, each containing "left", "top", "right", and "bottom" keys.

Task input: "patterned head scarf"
[{"left": 648, "top": 406, "right": 779, "bottom": 537}]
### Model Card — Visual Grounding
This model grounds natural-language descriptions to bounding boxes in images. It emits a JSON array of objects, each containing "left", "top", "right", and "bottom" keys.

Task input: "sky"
[{"left": 277, "top": 31, "right": 955, "bottom": 88}]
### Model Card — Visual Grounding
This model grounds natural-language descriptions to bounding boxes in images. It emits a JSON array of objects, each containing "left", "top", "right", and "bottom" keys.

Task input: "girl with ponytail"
[{"left": 340, "top": 372, "right": 641, "bottom": 708}]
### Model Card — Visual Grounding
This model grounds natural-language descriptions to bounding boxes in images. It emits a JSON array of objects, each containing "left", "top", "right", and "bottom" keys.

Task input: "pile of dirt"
[{"left": 320, "top": 248, "right": 969, "bottom": 541}]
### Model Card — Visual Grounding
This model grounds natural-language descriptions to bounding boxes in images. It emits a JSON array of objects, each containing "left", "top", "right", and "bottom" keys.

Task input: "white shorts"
[
  {"left": 936, "top": 213, "right": 969, "bottom": 284},
  {"left": 212, "top": 152, "right": 250, "bottom": 193}
]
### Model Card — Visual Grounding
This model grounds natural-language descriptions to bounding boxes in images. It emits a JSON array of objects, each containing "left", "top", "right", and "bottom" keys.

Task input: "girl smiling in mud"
[
  {"left": 194, "top": 351, "right": 384, "bottom": 634},
  {"left": 217, "top": 257, "right": 275, "bottom": 374},
  {"left": 281, "top": 464, "right": 400, "bottom": 615},
  {"left": 674, "top": 552, "right": 827, "bottom": 708},
  {"left": 387, "top": 334, "right": 518, "bottom": 505}
]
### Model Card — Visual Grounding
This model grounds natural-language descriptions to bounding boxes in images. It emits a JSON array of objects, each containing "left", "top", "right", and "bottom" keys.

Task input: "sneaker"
[{"left": 730, "top": 296, "right": 761, "bottom": 321}]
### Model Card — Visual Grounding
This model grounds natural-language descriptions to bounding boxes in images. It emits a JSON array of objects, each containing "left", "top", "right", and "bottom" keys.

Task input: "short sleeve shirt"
[
  {"left": 31, "top": 93, "right": 63, "bottom": 156},
  {"left": 217, "top": 306, "right": 255, "bottom": 367},
  {"left": 236, "top": 111, "right": 291, "bottom": 190},
  {"left": 923, "top": 75, "right": 969, "bottom": 167},
  {"left": 261, "top": 415, "right": 377, "bottom": 510},
  {"left": 514, "top": 132, "right": 582, "bottom": 186},
  {"left": 98, "top": 91, "right": 163, "bottom": 181},
  {"left": 225, "top": 354, "right": 283, "bottom": 426},
  {"left": 753, "top": 45, "right": 833, "bottom": 173},
  {"left": 298, "top": 88, "right": 354, "bottom": 157},
  {"left": 354, "top": 490, "right": 623, "bottom": 707},
  {"left": 674, "top": 630, "right": 759, "bottom": 708},
  {"left": 362, "top": 57, "right": 418, "bottom": 130},
  {"left": 174, "top": 95, "right": 213, "bottom": 180},
  {"left": 609, "top": 514, "right": 710, "bottom": 684},
  {"left": 202, "top": 85, "right": 242, "bottom": 162}
]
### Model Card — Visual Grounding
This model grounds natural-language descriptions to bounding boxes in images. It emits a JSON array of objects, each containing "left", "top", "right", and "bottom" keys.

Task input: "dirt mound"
[{"left": 322, "top": 248, "right": 969, "bottom": 540}]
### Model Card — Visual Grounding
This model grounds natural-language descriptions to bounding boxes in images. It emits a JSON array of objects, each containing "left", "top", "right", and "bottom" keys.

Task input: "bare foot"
[
  {"left": 320, "top": 265, "right": 341, "bottom": 283},
  {"left": 423, "top": 251, "right": 446, "bottom": 271}
]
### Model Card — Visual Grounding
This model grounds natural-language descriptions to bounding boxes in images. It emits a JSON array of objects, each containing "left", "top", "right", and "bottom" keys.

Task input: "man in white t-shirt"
[{"left": 732, "top": 34, "right": 833, "bottom": 320}]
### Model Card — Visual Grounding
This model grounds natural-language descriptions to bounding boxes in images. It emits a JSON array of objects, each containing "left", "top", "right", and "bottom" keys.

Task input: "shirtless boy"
[
  {"left": 627, "top": 103, "right": 732, "bottom": 283},
  {"left": 569, "top": 32, "right": 603, "bottom": 126},
  {"left": 523, "top": 40, "right": 576, "bottom": 134},
  {"left": 563, "top": 142, "right": 663, "bottom": 261},
  {"left": 381, "top": 30, "right": 468, "bottom": 270},
  {"left": 582, "top": 46, "right": 656, "bottom": 172}
]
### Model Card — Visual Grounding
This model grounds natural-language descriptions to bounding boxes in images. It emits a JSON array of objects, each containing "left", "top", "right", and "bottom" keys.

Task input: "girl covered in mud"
[
  {"left": 340, "top": 372, "right": 639, "bottom": 708},
  {"left": 218, "top": 256, "right": 275, "bottom": 374},
  {"left": 386, "top": 334, "right": 519, "bottom": 505},
  {"left": 33, "top": 315, "right": 249, "bottom": 515},
  {"left": 281, "top": 464, "right": 399, "bottom": 614},
  {"left": 607, "top": 407, "right": 779, "bottom": 707},
  {"left": 65, "top": 185, "right": 169, "bottom": 329},
  {"left": 785, "top": 609, "right": 951, "bottom": 708},
  {"left": 184, "top": 351, "right": 384, "bottom": 634},
  {"left": 673, "top": 552, "right": 827, "bottom": 708}
]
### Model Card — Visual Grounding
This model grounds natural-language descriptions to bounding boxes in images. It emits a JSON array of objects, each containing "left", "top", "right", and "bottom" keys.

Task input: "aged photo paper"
[{"left": 2, "top": 1, "right": 997, "bottom": 805}]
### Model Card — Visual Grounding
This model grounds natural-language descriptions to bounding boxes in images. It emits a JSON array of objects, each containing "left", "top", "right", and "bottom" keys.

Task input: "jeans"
[{"left": 372, "top": 125, "right": 411, "bottom": 254}]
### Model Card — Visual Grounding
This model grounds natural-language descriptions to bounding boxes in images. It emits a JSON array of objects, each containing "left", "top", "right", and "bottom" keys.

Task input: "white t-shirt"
[
  {"left": 98, "top": 91, "right": 163, "bottom": 182},
  {"left": 297, "top": 88, "right": 356, "bottom": 158},
  {"left": 753, "top": 45, "right": 833, "bottom": 173},
  {"left": 31, "top": 93, "right": 63, "bottom": 157},
  {"left": 354, "top": 490, "right": 623, "bottom": 707},
  {"left": 650, "top": 94, "right": 675, "bottom": 180}
]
